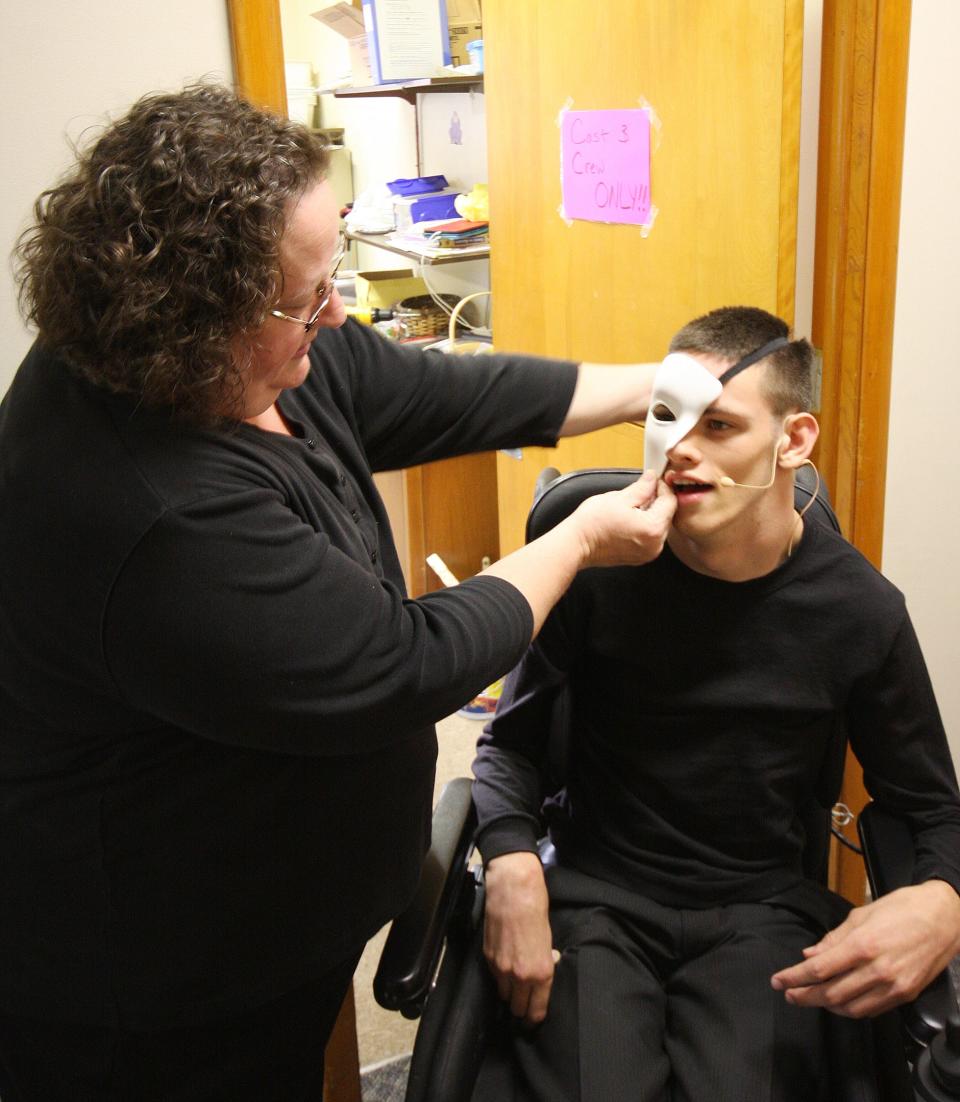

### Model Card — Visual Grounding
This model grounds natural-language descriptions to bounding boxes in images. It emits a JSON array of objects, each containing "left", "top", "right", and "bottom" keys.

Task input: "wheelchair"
[{"left": 374, "top": 467, "right": 960, "bottom": 1102}]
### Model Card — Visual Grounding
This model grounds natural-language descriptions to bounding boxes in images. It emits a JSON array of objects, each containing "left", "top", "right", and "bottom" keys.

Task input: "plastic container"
[
  {"left": 284, "top": 62, "right": 318, "bottom": 127},
  {"left": 457, "top": 676, "right": 503, "bottom": 720},
  {"left": 386, "top": 175, "right": 449, "bottom": 197},
  {"left": 466, "top": 39, "right": 484, "bottom": 72}
]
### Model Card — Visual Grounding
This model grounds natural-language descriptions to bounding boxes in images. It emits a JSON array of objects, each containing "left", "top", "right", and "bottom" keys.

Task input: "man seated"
[{"left": 471, "top": 306, "right": 960, "bottom": 1101}]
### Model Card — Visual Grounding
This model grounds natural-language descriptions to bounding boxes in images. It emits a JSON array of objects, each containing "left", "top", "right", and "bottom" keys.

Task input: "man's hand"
[
  {"left": 771, "top": 880, "right": 960, "bottom": 1017},
  {"left": 482, "top": 851, "right": 558, "bottom": 1026}
]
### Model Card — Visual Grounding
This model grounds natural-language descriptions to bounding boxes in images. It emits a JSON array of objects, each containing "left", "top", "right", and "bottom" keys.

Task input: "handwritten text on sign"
[{"left": 560, "top": 108, "right": 651, "bottom": 226}]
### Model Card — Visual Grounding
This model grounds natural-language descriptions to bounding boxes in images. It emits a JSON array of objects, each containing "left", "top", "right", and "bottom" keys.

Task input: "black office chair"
[{"left": 375, "top": 467, "right": 960, "bottom": 1102}]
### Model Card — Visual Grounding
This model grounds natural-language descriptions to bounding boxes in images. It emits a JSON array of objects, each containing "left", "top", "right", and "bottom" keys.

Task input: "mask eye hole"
[{"left": 651, "top": 402, "right": 676, "bottom": 423}]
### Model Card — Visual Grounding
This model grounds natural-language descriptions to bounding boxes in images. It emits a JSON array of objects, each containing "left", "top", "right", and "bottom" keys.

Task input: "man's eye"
[
  {"left": 652, "top": 403, "right": 676, "bottom": 423},
  {"left": 707, "top": 419, "right": 732, "bottom": 431}
]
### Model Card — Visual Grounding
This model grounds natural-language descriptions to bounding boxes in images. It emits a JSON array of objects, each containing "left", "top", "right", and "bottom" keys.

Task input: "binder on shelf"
[{"left": 361, "top": 0, "right": 451, "bottom": 85}]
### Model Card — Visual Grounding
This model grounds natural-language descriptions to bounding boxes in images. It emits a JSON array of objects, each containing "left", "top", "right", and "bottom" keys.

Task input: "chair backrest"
[
  {"left": 526, "top": 464, "right": 840, "bottom": 544},
  {"left": 524, "top": 465, "right": 843, "bottom": 885}
]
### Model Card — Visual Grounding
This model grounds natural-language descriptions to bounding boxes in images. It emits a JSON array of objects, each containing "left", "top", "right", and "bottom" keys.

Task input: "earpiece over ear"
[
  {"left": 777, "top": 434, "right": 790, "bottom": 464},
  {"left": 775, "top": 413, "right": 819, "bottom": 469}
]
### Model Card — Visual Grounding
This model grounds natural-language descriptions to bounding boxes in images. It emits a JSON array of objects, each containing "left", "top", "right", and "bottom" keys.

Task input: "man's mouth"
[{"left": 672, "top": 479, "right": 714, "bottom": 495}]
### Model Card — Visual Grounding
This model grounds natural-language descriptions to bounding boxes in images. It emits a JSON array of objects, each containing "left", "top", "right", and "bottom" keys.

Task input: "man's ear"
[{"left": 778, "top": 412, "right": 819, "bottom": 468}]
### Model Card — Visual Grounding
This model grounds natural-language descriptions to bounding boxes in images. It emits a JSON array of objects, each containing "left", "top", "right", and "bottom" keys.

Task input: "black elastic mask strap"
[{"left": 718, "top": 336, "right": 790, "bottom": 387}]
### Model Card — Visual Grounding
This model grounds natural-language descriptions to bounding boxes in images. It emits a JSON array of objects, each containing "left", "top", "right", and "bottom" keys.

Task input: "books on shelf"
[
  {"left": 430, "top": 220, "right": 489, "bottom": 248},
  {"left": 383, "top": 218, "right": 489, "bottom": 258}
]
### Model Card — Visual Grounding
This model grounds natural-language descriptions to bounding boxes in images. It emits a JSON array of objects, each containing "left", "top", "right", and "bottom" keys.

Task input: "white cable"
[
  {"left": 448, "top": 291, "right": 492, "bottom": 344},
  {"left": 417, "top": 246, "right": 460, "bottom": 321},
  {"left": 415, "top": 235, "right": 488, "bottom": 335}
]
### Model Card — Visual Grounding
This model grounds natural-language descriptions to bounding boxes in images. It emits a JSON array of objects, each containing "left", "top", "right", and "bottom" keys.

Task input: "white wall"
[
  {"left": 883, "top": 0, "right": 960, "bottom": 768},
  {"left": 794, "top": 0, "right": 822, "bottom": 343},
  {"left": 0, "top": 0, "right": 234, "bottom": 396}
]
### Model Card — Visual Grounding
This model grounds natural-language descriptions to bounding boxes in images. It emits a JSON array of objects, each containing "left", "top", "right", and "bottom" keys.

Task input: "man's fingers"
[
  {"left": 500, "top": 952, "right": 561, "bottom": 1026},
  {"left": 781, "top": 970, "right": 898, "bottom": 1018},
  {"left": 771, "top": 933, "right": 858, "bottom": 991},
  {"left": 509, "top": 980, "right": 532, "bottom": 1022},
  {"left": 780, "top": 966, "right": 873, "bottom": 1009},
  {"left": 525, "top": 977, "right": 553, "bottom": 1025},
  {"left": 771, "top": 954, "right": 843, "bottom": 990},
  {"left": 771, "top": 958, "right": 819, "bottom": 991}
]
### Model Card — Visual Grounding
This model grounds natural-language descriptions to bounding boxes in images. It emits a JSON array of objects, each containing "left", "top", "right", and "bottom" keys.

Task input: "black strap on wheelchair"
[
  {"left": 831, "top": 825, "right": 864, "bottom": 855},
  {"left": 718, "top": 336, "right": 790, "bottom": 386}
]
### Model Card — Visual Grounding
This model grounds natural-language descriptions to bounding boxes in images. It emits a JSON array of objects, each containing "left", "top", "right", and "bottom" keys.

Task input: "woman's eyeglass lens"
[{"left": 270, "top": 236, "right": 347, "bottom": 332}]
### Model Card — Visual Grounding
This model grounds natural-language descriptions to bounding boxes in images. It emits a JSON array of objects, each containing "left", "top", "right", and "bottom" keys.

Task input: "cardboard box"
[
  {"left": 355, "top": 269, "right": 428, "bottom": 310},
  {"left": 361, "top": 0, "right": 451, "bottom": 84},
  {"left": 312, "top": 3, "right": 375, "bottom": 87},
  {"left": 447, "top": 19, "right": 482, "bottom": 67},
  {"left": 446, "top": 0, "right": 480, "bottom": 19}
]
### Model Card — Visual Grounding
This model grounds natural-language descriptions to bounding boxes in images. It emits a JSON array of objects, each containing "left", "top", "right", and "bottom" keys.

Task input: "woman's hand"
[
  {"left": 481, "top": 471, "right": 676, "bottom": 638},
  {"left": 565, "top": 470, "right": 677, "bottom": 569}
]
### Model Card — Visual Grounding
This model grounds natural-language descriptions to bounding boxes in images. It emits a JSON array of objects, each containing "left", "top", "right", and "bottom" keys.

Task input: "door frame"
[
  {"left": 810, "top": 0, "right": 911, "bottom": 901},
  {"left": 226, "top": 0, "right": 287, "bottom": 116}
]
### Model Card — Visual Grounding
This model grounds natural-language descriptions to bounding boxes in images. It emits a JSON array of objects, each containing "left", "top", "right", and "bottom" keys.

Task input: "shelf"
[
  {"left": 333, "top": 75, "right": 483, "bottom": 105},
  {"left": 347, "top": 229, "right": 489, "bottom": 265}
]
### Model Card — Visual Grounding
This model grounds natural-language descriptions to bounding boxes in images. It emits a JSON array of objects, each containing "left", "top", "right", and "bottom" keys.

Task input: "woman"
[{"left": 0, "top": 84, "right": 673, "bottom": 1100}]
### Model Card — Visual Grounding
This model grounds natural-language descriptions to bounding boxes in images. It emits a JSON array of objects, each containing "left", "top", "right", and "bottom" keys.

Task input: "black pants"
[
  {"left": 475, "top": 868, "right": 839, "bottom": 1102},
  {"left": 0, "top": 951, "right": 361, "bottom": 1102}
]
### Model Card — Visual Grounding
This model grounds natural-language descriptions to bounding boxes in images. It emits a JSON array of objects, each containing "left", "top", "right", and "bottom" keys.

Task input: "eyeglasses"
[{"left": 269, "top": 233, "right": 347, "bottom": 332}]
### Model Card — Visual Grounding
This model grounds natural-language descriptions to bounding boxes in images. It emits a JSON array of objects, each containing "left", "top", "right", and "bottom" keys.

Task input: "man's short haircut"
[
  {"left": 668, "top": 306, "right": 814, "bottom": 416},
  {"left": 15, "top": 83, "right": 330, "bottom": 425}
]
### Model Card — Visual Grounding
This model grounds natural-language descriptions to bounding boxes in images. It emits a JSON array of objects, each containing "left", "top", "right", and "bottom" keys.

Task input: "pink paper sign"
[{"left": 560, "top": 108, "right": 651, "bottom": 226}]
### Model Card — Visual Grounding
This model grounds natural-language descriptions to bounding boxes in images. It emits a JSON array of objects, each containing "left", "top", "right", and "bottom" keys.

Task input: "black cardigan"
[{"left": 0, "top": 321, "right": 577, "bottom": 1028}]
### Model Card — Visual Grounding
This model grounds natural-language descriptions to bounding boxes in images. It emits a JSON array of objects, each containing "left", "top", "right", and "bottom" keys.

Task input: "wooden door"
[
  {"left": 483, "top": 0, "right": 803, "bottom": 552},
  {"left": 811, "top": 0, "right": 911, "bottom": 903}
]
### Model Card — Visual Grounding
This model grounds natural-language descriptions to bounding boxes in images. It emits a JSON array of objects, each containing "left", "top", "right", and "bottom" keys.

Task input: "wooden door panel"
[
  {"left": 496, "top": 424, "right": 645, "bottom": 558},
  {"left": 484, "top": 0, "right": 802, "bottom": 552},
  {"left": 406, "top": 452, "right": 500, "bottom": 595}
]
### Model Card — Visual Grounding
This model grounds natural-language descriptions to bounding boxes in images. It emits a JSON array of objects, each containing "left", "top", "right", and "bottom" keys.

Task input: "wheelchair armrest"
[
  {"left": 857, "top": 800, "right": 916, "bottom": 898},
  {"left": 373, "top": 777, "right": 478, "bottom": 1017},
  {"left": 858, "top": 801, "right": 958, "bottom": 1051}
]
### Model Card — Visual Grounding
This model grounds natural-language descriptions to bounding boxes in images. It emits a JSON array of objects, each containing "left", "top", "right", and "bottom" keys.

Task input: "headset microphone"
[
  {"left": 717, "top": 443, "right": 780, "bottom": 490},
  {"left": 718, "top": 471, "right": 776, "bottom": 489}
]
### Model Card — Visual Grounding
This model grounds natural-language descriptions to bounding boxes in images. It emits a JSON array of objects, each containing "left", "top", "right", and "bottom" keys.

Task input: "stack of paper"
[{"left": 387, "top": 218, "right": 490, "bottom": 259}]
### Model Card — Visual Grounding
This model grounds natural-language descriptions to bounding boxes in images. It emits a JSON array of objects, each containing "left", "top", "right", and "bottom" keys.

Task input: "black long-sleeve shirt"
[
  {"left": 0, "top": 321, "right": 577, "bottom": 1027},
  {"left": 473, "top": 522, "right": 960, "bottom": 920}
]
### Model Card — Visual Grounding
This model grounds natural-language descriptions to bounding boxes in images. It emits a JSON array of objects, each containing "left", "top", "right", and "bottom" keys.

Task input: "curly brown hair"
[{"left": 14, "top": 82, "right": 329, "bottom": 424}]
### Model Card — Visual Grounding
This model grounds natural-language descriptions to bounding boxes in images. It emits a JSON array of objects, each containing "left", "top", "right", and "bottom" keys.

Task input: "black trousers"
[
  {"left": 0, "top": 950, "right": 362, "bottom": 1102},
  {"left": 475, "top": 867, "right": 843, "bottom": 1102}
]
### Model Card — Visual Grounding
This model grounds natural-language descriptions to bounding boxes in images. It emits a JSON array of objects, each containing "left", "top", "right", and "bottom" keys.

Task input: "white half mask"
[{"left": 643, "top": 353, "right": 723, "bottom": 476}]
